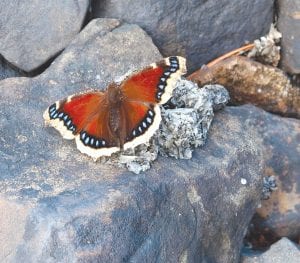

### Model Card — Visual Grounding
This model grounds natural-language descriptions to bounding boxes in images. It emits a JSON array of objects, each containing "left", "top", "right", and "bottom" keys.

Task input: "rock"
[
  {"left": 188, "top": 56, "right": 300, "bottom": 118},
  {"left": 92, "top": 0, "right": 274, "bottom": 72},
  {"left": 41, "top": 19, "right": 162, "bottom": 96},
  {"left": 0, "top": 18, "right": 265, "bottom": 262},
  {"left": 244, "top": 107, "right": 300, "bottom": 249},
  {"left": 0, "top": 56, "right": 22, "bottom": 80},
  {"left": 277, "top": 0, "right": 300, "bottom": 74},
  {"left": 0, "top": 0, "right": 90, "bottom": 72},
  {"left": 241, "top": 237, "right": 300, "bottom": 263}
]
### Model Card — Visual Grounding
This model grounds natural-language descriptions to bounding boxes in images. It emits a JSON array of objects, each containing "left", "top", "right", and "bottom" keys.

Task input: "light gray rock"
[
  {"left": 158, "top": 82, "right": 229, "bottom": 159},
  {"left": 0, "top": 0, "right": 90, "bottom": 72},
  {"left": 242, "top": 238, "right": 300, "bottom": 263},
  {"left": 0, "top": 57, "right": 22, "bottom": 80},
  {"left": 93, "top": 0, "right": 274, "bottom": 72},
  {"left": 278, "top": 0, "right": 300, "bottom": 74},
  {"left": 0, "top": 18, "right": 265, "bottom": 262}
]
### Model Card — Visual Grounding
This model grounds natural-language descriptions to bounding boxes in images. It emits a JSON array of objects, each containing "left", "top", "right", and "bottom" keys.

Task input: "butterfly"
[{"left": 43, "top": 56, "right": 187, "bottom": 160}]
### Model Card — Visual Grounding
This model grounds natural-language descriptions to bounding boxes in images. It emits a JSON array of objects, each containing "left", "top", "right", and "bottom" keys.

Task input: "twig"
[{"left": 205, "top": 43, "right": 254, "bottom": 68}]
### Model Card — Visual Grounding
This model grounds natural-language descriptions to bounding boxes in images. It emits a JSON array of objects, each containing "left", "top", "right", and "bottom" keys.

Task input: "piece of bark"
[{"left": 188, "top": 56, "right": 300, "bottom": 118}]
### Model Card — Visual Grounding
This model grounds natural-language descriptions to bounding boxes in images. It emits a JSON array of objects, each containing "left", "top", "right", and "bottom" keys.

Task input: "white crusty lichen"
[
  {"left": 107, "top": 79, "right": 229, "bottom": 174},
  {"left": 247, "top": 24, "right": 282, "bottom": 66},
  {"left": 158, "top": 80, "right": 229, "bottom": 159}
]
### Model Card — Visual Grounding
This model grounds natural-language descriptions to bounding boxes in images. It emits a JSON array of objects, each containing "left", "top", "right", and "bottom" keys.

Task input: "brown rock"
[
  {"left": 188, "top": 56, "right": 300, "bottom": 118},
  {"left": 245, "top": 109, "right": 300, "bottom": 249}
]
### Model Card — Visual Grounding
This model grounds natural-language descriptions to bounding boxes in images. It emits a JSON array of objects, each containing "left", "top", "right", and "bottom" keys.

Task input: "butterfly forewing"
[{"left": 121, "top": 56, "right": 186, "bottom": 105}]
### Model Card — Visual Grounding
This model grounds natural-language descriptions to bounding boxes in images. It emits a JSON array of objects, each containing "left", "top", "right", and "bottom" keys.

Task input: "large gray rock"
[
  {"left": 0, "top": 19, "right": 265, "bottom": 262},
  {"left": 0, "top": 0, "right": 90, "bottom": 72},
  {"left": 93, "top": 0, "right": 274, "bottom": 72},
  {"left": 0, "top": 57, "right": 22, "bottom": 80},
  {"left": 278, "top": 0, "right": 300, "bottom": 74}
]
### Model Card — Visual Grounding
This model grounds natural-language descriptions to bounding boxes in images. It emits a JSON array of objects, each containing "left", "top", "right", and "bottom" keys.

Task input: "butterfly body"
[{"left": 44, "top": 56, "right": 186, "bottom": 159}]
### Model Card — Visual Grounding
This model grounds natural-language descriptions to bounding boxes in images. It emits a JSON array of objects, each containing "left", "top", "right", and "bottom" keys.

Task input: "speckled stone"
[
  {"left": 244, "top": 105, "right": 300, "bottom": 249},
  {"left": 93, "top": 0, "right": 274, "bottom": 72},
  {"left": 0, "top": 0, "right": 90, "bottom": 72},
  {"left": 0, "top": 57, "right": 22, "bottom": 80},
  {"left": 242, "top": 238, "right": 300, "bottom": 263}
]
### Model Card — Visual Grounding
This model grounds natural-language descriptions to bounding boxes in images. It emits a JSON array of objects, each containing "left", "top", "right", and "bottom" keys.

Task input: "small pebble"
[{"left": 241, "top": 178, "right": 247, "bottom": 185}]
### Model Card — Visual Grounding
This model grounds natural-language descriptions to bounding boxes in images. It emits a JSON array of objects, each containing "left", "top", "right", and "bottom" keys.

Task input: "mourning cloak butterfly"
[{"left": 43, "top": 56, "right": 186, "bottom": 159}]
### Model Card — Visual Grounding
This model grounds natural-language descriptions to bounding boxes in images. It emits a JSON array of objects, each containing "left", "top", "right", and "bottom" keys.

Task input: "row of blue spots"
[
  {"left": 156, "top": 57, "right": 179, "bottom": 100},
  {"left": 130, "top": 109, "right": 154, "bottom": 139},
  {"left": 80, "top": 131, "right": 107, "bottom": 149},
  {"left": 48, "top": 104, "right": 76, "bottom": 133}
]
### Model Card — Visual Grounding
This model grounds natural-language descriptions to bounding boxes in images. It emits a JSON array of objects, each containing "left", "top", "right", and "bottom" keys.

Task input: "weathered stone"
[
  {"left": 92, "top": 0, "right": 274, "bottom": 72},
  {"left": 277, "top": 0, "right": 300, "bottom": 74},
  {"left": 188, "top": 56, "right": 300, "bottom": 118},
  {"left": 0, "top": 56, "right": 22, "bottom": 80},
  {"left": 0, "top": 0, "right": 90, "bottom": 72},
  {"left": 0, "top": 18, "right": 265, "bottom": 263},
  {"left": 244, "top": 107, "right": 300, "bottom": 249},
  {"left": 158, "top": 82, "right": 229, "bottom": 160},
  {"left": 242, "top": 238, "right": 300, "bottom": 263}
]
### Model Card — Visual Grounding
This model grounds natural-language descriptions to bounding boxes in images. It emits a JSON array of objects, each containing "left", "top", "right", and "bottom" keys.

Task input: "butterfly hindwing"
[
  {"left": 75, "top": 110, "right": 120, "bottom": 159},
  {"left": 121, "top": 56, "right": 186, "bottom": 105},
  {"left": 119, "top": 100, "right": 161, "bottom": 150}
]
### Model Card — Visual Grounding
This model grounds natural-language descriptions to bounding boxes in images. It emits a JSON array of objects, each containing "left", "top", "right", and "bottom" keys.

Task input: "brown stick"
[{"left": 205, "top": 43, "right": 254, "bottom": 68}]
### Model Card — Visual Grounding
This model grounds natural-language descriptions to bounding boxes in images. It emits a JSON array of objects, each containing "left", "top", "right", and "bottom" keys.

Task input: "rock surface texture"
[
  {"left": 242, "top": 238, "right": 300, "bottom": 263},
  {"left": 93, "top": 0, "right": 274, "bottom": 72},
  {"left": 0, "top": 0, "right": 90, "bottom": 72},
  {"left": 0, "top": 19, "right": 267, "bottom": 263},
  {"left": 0, "top": 57, "right": 22, "bottom": 80},
  {"left": 278, "top": 0, "right": 300, "bottom": 74},
  {"left": 245, "top": 109, "right": 300, "bottom": 249}
]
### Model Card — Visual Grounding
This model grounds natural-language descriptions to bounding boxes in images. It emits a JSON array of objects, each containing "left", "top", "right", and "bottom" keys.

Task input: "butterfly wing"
[
  {"left": 43, "top": 91, "right": 120, "bottom": 158},
  {"left": 120, "top": 56, "right": 186, "bottom": 105},
  {"left": 118, "top": 56, "right": 186, "bottom": 147},
  {"left": 119, "top": 100, "right": 161, "bottom": 150}
]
